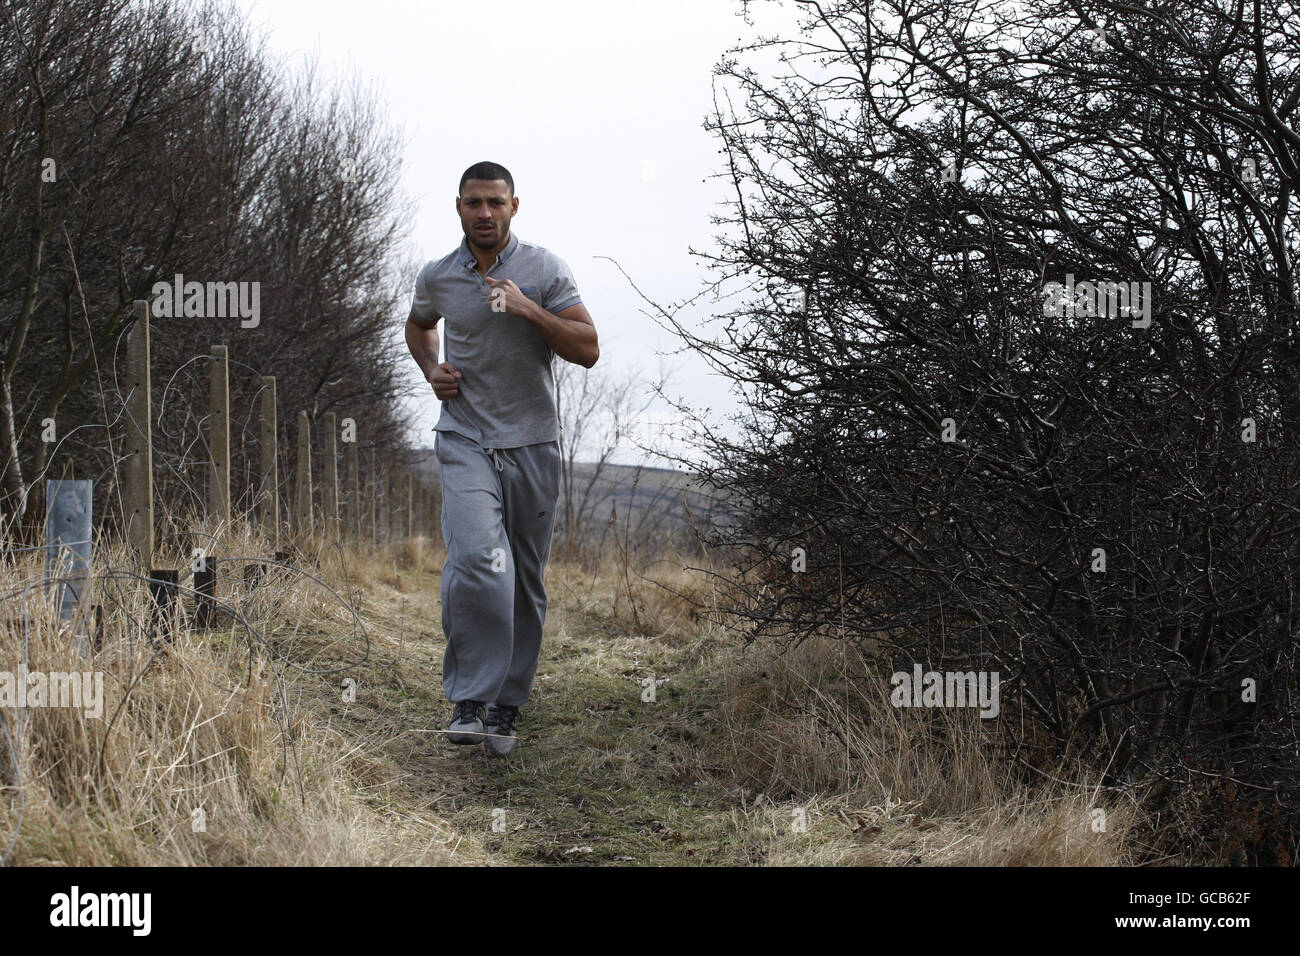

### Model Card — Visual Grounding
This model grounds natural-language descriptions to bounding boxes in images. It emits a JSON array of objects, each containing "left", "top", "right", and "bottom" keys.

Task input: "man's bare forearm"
[
  {"left": 519, "top": 300, "right": 599, "bottom": 368},
  {"left": 405, "top": 316, "right": 440, "bottom": 379}
]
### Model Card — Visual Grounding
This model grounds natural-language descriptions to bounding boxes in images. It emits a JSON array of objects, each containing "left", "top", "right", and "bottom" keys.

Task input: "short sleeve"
[
  {"left": 410, "top": 265, "right": 439, "bottom": 325},
  {"left": 543, "top": 254, "right": 583, "bottom": 314}
]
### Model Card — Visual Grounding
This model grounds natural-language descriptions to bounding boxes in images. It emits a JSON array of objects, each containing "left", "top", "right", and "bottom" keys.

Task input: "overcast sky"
[{"left": 231, "top": 0, "right": 778, "bottom": 469}]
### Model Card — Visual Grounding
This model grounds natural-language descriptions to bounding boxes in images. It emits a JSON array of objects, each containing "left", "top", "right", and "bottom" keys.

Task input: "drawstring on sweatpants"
[{"left": 486, "top": 447, "right": 508, "bottom": 472}]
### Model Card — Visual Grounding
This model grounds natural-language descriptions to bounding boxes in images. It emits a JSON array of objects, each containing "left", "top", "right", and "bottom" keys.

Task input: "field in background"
[{"left": 407, "top": 446, "right": 740, "bottom": 562}]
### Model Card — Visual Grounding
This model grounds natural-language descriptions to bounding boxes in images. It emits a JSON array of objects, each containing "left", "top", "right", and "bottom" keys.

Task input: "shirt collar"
[{"left": 458, "top": 230, "right": 519, "bottom": 269}]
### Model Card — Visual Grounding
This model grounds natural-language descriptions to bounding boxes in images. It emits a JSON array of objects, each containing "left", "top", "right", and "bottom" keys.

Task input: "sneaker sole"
[
  {"left": 483, "top": 719, "right": 517, "bottom": 756},
  {"left": 484, "top": 702, "right": 518, "bottom": 755},
  {"left": 447, "top": 720, "right": 484, "bottom": 745}
]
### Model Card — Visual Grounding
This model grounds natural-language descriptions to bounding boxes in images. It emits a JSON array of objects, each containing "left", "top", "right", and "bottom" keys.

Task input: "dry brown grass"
[
  {"left": 1, "top": 514, "right": 1154, "bottom": 866},
  {"left": 0, "top": 524, "right": 460, "bottom": 866},
  {"left": 696, "top": 635, "right": 1142, "bottom": 865}
]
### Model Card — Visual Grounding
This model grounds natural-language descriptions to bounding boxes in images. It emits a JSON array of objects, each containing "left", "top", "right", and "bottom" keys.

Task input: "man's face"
[{"left": 456, "top": 179, "right": 517, "bottom": 251}]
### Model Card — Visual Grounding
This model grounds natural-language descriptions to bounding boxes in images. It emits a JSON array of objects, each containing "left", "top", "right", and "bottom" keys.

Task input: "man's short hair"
[{"left": 459, "top": 161, "right": 514, "bottom": 195}]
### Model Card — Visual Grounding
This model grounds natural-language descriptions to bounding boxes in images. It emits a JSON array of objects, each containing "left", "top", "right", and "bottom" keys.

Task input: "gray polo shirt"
[{"left": 410, "top": 232, "right": 583, "bottom": 449}]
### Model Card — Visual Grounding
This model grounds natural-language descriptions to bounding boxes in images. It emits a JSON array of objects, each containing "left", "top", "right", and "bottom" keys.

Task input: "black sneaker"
[
  {"left": 484, "top": 703, "right": 519, "bottom": 757},
  {"left": 448, "top": 699, "right": 486, "bottom": 744}
]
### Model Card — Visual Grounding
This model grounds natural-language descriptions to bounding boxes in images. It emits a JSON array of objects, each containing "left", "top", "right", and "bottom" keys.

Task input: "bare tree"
[
  {"left": 664, "top": 0, "right": 1298, "bottom": 862},
  {"left": 0, "top": 0, "right": 419, "bottom": 540},
  {"left": 554, "top": 358, "right": 655, "bottom": 559}
]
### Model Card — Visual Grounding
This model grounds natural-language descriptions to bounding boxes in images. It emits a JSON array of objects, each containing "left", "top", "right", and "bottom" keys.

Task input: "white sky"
[{"left": 232, "top": 0, "right": 773, "bottom": 468}]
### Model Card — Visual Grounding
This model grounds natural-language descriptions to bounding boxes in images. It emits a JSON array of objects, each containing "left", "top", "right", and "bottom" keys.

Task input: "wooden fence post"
[
  {"left": 345, "top": 431, "right": 359, "bottom": 544},
  {"left": 295, "top": 411, "right": 312, "bottom": 539},
  {"left": 368, "top": 448, "right": 377, "bottom": 548},
  {"left": 124, "top": 300, "right": 154, "bottom": 565},
  {"left": 323, "top": 411, "right": 339, "bottom": 542},
  {"left": 208, "top": 344, "right": 230, "bottom": 523},
  {"left": 387, "top": 464, "right": 398, "bottom": 543},
  {"left": 259, "top": 376, "right": 279, "bottom": 551},
  {"left": 400, "top": 476, "right": 410, "bottom": 541}
]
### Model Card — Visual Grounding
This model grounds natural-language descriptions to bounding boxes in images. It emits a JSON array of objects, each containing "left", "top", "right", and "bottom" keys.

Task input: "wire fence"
[{"left": 0, "top": 299, "right": 437, "bottom": 865}]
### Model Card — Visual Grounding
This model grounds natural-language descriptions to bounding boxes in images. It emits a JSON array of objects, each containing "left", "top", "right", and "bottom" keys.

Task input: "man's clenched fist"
[
  {"left": 430, "top": 361, "right": 461, "bottom": 400},
  {"left": 484, "top": 276, "right": 534, "bottom": 318}
]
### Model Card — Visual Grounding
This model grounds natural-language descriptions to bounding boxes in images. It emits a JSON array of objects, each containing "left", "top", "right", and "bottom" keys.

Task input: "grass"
[
  {"left": 0, "top": 519, "right": 1151, "bottom": 866},
  {"left": 306, "top": 536, "right": 1145, "bottom": 866}
]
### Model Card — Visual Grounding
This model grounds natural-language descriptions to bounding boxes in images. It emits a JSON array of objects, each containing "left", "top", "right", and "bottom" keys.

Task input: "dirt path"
[
  {"left": 283, "top": 551, "right": 1137, "bottom": 867},
  {"left": 299, "top": 559, "right": 769, "bottom": 865}
]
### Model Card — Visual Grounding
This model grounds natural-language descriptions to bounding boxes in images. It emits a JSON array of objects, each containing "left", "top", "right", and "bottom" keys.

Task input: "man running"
[{"left": 405, "top": 161, "right": 599, "bottom": 756}]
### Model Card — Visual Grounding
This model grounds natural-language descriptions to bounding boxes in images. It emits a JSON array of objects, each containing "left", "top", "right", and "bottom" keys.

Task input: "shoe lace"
[
  {"left": 454, "top": 700, "right": 483, "bottom": 724},
  {"left": 493, "top": 705, "right": 519, "bottom": 736}
]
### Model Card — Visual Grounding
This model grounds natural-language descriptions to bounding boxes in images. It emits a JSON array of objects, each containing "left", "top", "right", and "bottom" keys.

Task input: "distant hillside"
[{"left": 406, "top": 447, "right": 741, "bottom": 554}]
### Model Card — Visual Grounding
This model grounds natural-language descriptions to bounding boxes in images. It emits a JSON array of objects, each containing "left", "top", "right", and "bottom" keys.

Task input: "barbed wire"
[{"left": 2, "top": 319, "right": 445, "bottom": 866}]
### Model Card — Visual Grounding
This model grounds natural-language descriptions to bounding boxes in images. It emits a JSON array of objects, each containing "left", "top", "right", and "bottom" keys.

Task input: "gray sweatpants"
[{"left": 434, "top": 429, "right": 562, "bottom": 707}]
